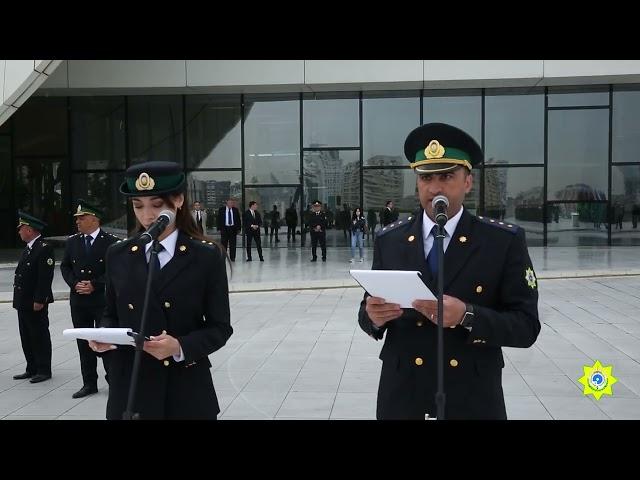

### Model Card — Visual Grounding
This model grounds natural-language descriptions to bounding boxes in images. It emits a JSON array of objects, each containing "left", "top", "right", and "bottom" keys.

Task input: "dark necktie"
[
  {"left": 84, "top": 235, "right": 92, "bottom": 255},
  {"left": 227, "top": 208, "right": 233, "bottom": 226},
  {"left": 149, "top": 243, "right": 165, "bottom": 272},
  {"left": 427, "top": 225, "right": 440, "bottom": 277}
]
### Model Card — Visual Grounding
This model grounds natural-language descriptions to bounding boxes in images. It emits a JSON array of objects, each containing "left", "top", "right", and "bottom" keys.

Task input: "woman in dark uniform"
[{"left": 89, "top": 161, "right": 233, "bottom": 420}]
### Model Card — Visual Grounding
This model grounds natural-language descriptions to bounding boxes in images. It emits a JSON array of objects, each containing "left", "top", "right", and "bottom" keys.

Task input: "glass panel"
[
  {"left": 128, "top": 96, "right": 183, "bottom": 165},
  {"left": 363, "top": 95, "right": 420, "bottom": 166},
  {"left": 244, "top": 186, "right": 302, "bottom": 246},
  {"left": 71, "top": 172, "right": 127, "bottom": 237},
  {"left": 13, "top": 96, "right": 68, "bottom": 156},
  {"left": 186, "top": 171, "right": 242, "bottom": 235},
  {"left": 186, "top": 95, "right": 241, "bottom": 169},
  {"left": 0, "top": 210, "right": 17, "bottom": 247},
  {"left": 548, "top": 109, "right": 609, "bottom": 201},
  {"left": 485, "top": 92, "right": 544, "bottom": 165},
  {"left": 548, "top": 86, "right": 609, "bottom": 107},
  {"left": 611, "top": 165, "right": 640, "bottom": 245},
  {"left": 423, "top": 90, "right": 482, "bottom": 145},
  {"left": 0, "top": 136, "right": 10, "bottom": 206},
  {"left": 244, "top": 98, "right": 300, "bottom": 184},
  {"left": 303, "top": 96, "right": 359, "bottom": 148},
  {"left": 70, "top": 96, "right": 126, "bottom": 170},
  {"left": 363, "top": 168, "right": 419, "bottom": 234},
  {"left": 483, "top": 167, "right": 544, "bottom": 246},
  {"left": 15, "top": 158, "right": 68, "bottom": 239},
  {"left": 546, "top": 202, "right": 608, "bottom": 246},
  {"left": 303, "top": 150, "right": 360, "bottom": 246},
  {"left": 0, "top": 118, "right": 9, "bottom": 134},
  {"left": 613, "top": 88, "right": 640, "bottom": 163}
]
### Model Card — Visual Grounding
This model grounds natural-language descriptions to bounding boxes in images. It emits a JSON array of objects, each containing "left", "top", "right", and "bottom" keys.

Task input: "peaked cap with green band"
[
  {"left": 120, "top": 161, "right": 186, "bottom": 197},
  {"left": 17, "top": 210, "right": 47, "bottom": 231},
  {"left": 73, "top": 199, "right": 105, "bottom": 218},
  {"left": 404, "top": 122, "right": 483, "bottom": 174}
]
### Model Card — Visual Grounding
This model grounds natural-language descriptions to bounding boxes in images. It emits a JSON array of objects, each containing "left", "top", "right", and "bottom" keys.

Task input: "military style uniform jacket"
[
  {"left": 13, "top": 237, "right": 55, "bottom": 310},
  {"left": 358, "top": 209, "right": 540, "bottom": 420},
  {"left": 60, "top": 229, "right": 121, "bottom": 307},
  {"left": 100, "top": 231, "right": 233, "bottom": 419},
  {"left": 310, "top": 212, "right": 327, "bottom": 232}
]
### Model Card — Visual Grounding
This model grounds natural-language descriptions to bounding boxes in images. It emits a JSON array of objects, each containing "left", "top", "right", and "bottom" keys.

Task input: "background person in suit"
[
  {"left": 217, "top": 198, "right": 241, "bottom": 261},
  {"left": 60, "top": 200, "right": 121, "bottom": 398},
  {"left": 243, "top": 201, "right": 264, "bottom": 261},
  {"left": 191, "top": 200, "right": 208, "bottom": 235},
  {"left": 359, "top": 123, "right": 540, "bottom": 420},
  {"left": 89, "top": 161, "right": 233, "bottom": 420},
  {"left": 12, "top": 212, "right": 55, "bottom": 384}
]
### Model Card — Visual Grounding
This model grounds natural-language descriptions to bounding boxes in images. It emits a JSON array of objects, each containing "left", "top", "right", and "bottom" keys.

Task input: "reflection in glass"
[
  {"left": 423, "top": 91, "right": 482, "bottom": 145},
  {"left": 363, "top": 168, "right": 418, "bottom": 221},
  {"left": 186, "top": 95, "right": 241, "bottom": 169},
  {"left": 485, "top": 92, "right": 544, "bottom": 165},
  {"left": 186, "top": 171, "right": 242, "bottom": 233},
  {"left": 611, "top": 165, "right": 640, "bottom": 245},
  {"left": 244, "top": 98, "right": 299, "bottom": 184},
  {"left": 546, "top": 202, "right": 608, "bottom": 246},
  {"left": 547, "top": 87, "right": 609, "bottom": 107},
  {"left": 548, "top": 109, "right": 609, "bottom": 201},
  {"left": 71, "top": 97, "right": 126, "bottom": 170},
  {"left": 303, "top": 97, "right": 359, "bottom": 148},
  {"left": 363, "top": 95, "right": 419, "bottom": 166},
  {"left": 484, "top": 167, "right": 544, "bottom": 246},
  {"left": 128, "top": 96, "right": 183, "bottom": 165},
  {"left": 244, "top": 186, "right": 301, "bottom": 226},
  {"left": 613, "top": 88, "right": 640, "bottom": 163},
  {"left": 15, "top": 159, "right": 68, "bottom": 238},
  {"left": 13, "top": 96, "right": 68, "bottom": 157},
  {"left": 72, "top": 172, "right": 127, "bottom": 237},
  {"left": 0, "top": 137, "right": 10, "bottom": 205}
]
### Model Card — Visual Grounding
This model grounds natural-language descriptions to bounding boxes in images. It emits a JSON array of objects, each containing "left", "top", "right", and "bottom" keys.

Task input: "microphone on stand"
[
  {"left": 137, "top": 210, "right": 175, "bottom": 246},
  {"left": 432, "top": 195, "right": 449, "bottom": 227}
]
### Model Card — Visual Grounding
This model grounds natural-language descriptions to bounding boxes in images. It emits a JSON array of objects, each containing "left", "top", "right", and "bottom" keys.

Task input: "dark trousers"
[
  {"left": 17, "top": 307, "right": 52, "bottom": 376},
  {"left": 221, "top": 227, "right": 238, "bottom": 261},
  {"left": 71, "top": 304, "right": 110, "bottom": 386},
  {"left": 270, "top": 225, "right": 280, "bottom": 241},
  {"left": 311, "top": 231, "right": 327, "bottom": 259},
  {"left": 245, "top": 231, "right": 264, "bottom": 260},
  {"left": 287, "top": 225, "right": 297, "bottom": 241}
]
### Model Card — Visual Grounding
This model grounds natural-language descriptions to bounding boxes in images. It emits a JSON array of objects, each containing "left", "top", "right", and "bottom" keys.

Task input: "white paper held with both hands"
[
  {"left": 349, "top": 269, "right": 436, "bottom": 308},
  {"left": 63, "top": 328, "right": 137, "bottom": 346}
]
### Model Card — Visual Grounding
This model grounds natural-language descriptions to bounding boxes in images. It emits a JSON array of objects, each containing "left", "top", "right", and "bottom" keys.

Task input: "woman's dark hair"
[
  {"left": 352, "top": 207, "right": 363, "bottom": 221},
  {"left": 129, "top": 192, "right": 231, "bottom": 269}
]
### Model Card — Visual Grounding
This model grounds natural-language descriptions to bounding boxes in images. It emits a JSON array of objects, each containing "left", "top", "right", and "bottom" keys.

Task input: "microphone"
[
  {"left": 137, "top": 210, "right": 175, "bottom": 245},
  {"left": 432, "top": 195, "right": 449, "bottom": 227}
]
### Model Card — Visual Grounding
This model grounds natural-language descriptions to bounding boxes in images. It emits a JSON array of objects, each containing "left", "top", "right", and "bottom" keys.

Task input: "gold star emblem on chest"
[{"left": 459, "top": 236, "right": 467, "bottom": 243}]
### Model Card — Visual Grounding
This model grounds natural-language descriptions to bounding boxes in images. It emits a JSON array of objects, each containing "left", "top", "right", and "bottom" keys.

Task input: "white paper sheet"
[
  {"left": 350, "top": 270, "right": 436, "bottom": 308},
  {"left": 63, "top": 328, "right": 136, "bottom": 346}
]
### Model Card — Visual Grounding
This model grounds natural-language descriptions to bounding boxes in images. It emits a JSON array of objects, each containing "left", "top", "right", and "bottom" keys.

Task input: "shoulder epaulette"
[
  {"left": 476, "top": 215, "right": 519, "bottom": 234},
  {"left": 376, "top": 215, "right": 417, "bottom": 237}
]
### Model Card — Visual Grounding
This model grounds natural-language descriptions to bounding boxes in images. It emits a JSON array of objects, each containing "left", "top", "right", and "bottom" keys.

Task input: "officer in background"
[
  {"left": 191, "top": 201, "right": 208, "bottom": 235},
  {"left": 12, "top": 212, "right": 55, "bottom": 383},
  {"left": 243, "top": 200, "right": 264, "bottom": 261},
  {"left": 358, "top": 123, "right": 540, "bottom": 419},
  {"left": 60, "top": 200, "right": 121, "bottom": 398},
  {"left": 217, "top": 198, "right": 241, "bottom": 261},
  {"left": 309, "top": 200, "right": 327, "bottom": 262}
]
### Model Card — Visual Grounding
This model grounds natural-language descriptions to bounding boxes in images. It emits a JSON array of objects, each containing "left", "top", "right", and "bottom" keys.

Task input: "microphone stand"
[
  {"left": 122, "top": 239, "right": 161, "bottom": 420},
  {"left": 435, "top": 219, "right": 446, "bottom": 420}
]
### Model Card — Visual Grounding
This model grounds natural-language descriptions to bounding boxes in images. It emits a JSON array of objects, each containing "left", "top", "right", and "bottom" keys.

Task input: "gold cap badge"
[
  {"left": 135, "top": 172, "right": 155, "bottom": 191},
  {"left": 425, "top": 140, "right": 445, "bottom": 159}
]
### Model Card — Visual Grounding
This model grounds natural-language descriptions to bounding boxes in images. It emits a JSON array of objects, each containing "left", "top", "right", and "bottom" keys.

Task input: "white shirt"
[
  {"left": 85, "top": 227, "right": 101, "bottom": 246},
  {"left": 27, "top": 234, "right": 42, "bottom": 250},
  {"left": 422, "top": 206, "right": 464, "bottom": 260},
  {"left": 144, "top": 228, "right": 178, "bottom": 269}
]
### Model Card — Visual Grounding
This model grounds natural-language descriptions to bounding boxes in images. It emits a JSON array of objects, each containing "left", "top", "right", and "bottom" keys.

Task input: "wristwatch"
[{"left": 460, "top": 303, "right": 474, "bottom": 331}]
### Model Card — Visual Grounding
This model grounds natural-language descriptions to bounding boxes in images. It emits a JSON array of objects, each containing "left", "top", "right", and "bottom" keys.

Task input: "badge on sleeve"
[
  {"left": 525, "top": 267, "right": 537, "bottom": 289},
  {"left": 47, "top": 258, "right": 54, "bottom": 266}
]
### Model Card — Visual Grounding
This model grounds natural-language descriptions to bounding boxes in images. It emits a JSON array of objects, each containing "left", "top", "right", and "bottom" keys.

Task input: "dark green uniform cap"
[
  {"left": 120, "top": 161, "right": 186, "bottom": 197},
  {"left": 73, "top": 199, "right": 104, "bottom": 218},
  {"left": 404, "top": 122, "right": 483, "bottom": 174},
  {"left": 17, "top": 211, "right": 47, "bottom": 231}
]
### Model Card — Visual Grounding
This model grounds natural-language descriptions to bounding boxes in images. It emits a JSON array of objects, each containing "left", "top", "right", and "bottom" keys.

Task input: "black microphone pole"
[
  {"left": 433, "top": 196, "right": 448, "bottom": 420},
  {"left": 122, "top": 240, "right": 162, "bottom": 420}
]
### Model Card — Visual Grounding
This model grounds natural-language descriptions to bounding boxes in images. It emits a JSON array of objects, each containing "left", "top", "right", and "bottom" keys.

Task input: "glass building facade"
[{"left": 2, "top": 84, "right": 640, "bottom": 248}]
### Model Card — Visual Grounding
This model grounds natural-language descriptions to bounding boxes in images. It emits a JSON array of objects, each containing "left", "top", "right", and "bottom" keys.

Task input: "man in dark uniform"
[
  {"left": 358, "top": 122, "right": 540, "bottom": 420},
  {"left": 309, "top": 200, "right": 327, "bottom": 262},
  {"left": 285, "top": 203, "right": 298, "bottom": 242},
  {"left": 380, "top": 200, "right": 398, "bottom": 227},
  {"left": 60, "top": 200, "right": 121, "bottom": 398},
  {"left": 13, "top": 212, "right": 55, "bottom": 383},
  {"left": 243, "top": 201, "right": 264, "bottom": 261},
  {"left": 216, "top": 198, "right": 241, "bottom": 261}
]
